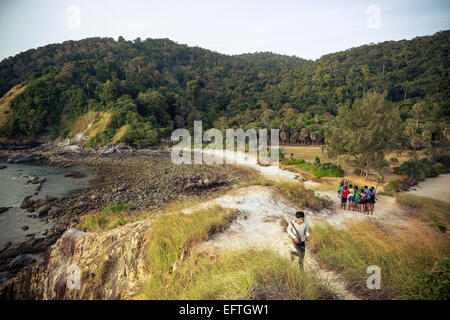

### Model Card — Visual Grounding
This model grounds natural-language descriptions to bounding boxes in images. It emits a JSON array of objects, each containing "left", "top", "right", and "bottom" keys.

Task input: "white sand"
[{"left": 407, "top": 174, "right": 450, "bottom": 203}]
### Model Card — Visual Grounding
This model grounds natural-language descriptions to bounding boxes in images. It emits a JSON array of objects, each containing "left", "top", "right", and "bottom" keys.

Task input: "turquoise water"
[{"left": 0, "top": 161, "right": 94, "bottom": 247}]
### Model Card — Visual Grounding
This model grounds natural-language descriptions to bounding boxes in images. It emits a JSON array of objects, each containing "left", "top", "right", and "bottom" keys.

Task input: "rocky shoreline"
[{"left": 0, "top": 142, "right": 254, "bottom": 285}]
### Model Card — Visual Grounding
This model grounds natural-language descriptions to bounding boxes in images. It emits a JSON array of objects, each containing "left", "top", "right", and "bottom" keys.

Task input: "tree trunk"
[{"left": 365, "top": 158, "right": 369, "bottom": 180}]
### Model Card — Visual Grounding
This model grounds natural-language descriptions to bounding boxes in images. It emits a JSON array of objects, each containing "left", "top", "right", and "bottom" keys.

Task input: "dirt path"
[
  {"left": 184, "top": 185, "right": 359, "bottom": 300},
  {"left": 314, "top": 190, "right": 411, "bottom": 231},
  {"left": 185, "top": 150, "right": 416, "bottom": 299}
]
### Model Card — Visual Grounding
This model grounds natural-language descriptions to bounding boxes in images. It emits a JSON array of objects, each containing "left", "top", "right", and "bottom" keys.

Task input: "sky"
[{"left": 0, "top": 0, "right": 449, "bottom": 61}]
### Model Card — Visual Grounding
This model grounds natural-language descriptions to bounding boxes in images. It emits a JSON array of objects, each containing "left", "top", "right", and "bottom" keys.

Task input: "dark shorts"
[
  {"left": 341, "top": 197, "right": 347, "bottom": 203},
  {"left": 293, "top": 240, "right": 306, "bottom": 257}
]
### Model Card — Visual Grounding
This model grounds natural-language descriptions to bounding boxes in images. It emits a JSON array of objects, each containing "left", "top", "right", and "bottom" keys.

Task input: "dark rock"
[
  {"left": 21, "top": 226, "right": 29, "bottom": 231},
  {"left": 64, "top": 170, "right": 85, "bottom": 179},
  {"left": 0, "top": 207, "right": 8, "bottom": 214},
  {"left": 0, "top": 232, "right": 62, "bottom": 262},
  {"left": 101, "top": 147, "right": 116, "bottom": 155},
  {"left": 48, "top": 207, "right": 62, "bottom": 217},
  {"left": 3, "top": 242, "right": 12, "bottom": 249},
  {"left": 0, "top": 165, "right": 6, "bottom": 170},
  {"left": 20, "top": 196, "right": 33, "bottom": 209},
  {"left": 0, "top": 272, "right": 15, "bottom": 284},
  {"left": 113, "top": 186, "right": 127, "bottom": 193},
  {"left": 8, "top": 254, "right": 36, "bottom": 271},
  {"left": 36, "top": 205, "right": 51, "bottom": 217},
  {"left": 28, "top": 176, "right": 39, "bottom": 184},
  {"left": 0, "top": 141, "right": 42, "bottom": 150},
  {"left": 8, "top": 154, "right": 43, "bottom": 164}
]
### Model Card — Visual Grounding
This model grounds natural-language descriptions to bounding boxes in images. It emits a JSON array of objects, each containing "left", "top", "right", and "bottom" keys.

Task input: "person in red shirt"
[{"left": 340, "top": 185, "right": 350, "bottom": 210}]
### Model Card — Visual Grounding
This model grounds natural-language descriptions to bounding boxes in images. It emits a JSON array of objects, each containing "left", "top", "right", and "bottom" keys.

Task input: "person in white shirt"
[{"left": 287, "top": 211, "right": 311, "bottom": 264}]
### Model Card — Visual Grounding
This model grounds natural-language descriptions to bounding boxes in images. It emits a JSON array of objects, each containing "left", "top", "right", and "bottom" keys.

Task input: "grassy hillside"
[{"left": 0, "top": 84, "right": 26, "bottom": 127}]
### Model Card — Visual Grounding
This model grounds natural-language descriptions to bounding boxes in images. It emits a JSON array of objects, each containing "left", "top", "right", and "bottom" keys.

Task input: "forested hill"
[{"left": 0, "top": 31, "right": 448, "bottom": 148}]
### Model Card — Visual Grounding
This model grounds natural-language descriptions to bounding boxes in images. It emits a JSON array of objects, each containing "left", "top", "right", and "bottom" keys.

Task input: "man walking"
[{"left": 287, "top": 211, "right": 311, "bottom": 265}]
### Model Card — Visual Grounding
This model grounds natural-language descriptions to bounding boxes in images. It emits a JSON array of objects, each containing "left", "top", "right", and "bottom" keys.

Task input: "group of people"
[
  {"left": 338, "top": 180, "right": 377, "bottom": 215},
  {"left": 287, "top": 179, "right": 378, "bottom": 267}
]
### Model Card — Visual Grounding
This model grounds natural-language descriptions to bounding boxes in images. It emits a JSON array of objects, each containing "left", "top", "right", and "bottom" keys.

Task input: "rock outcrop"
[{"left": 0, "top": 219, "right": 152, "bottom": 300}]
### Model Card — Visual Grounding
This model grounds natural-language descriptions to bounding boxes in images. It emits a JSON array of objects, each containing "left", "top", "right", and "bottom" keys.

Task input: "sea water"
[{"left": 0, "top": 161, "right": 94, "bottom": 247}]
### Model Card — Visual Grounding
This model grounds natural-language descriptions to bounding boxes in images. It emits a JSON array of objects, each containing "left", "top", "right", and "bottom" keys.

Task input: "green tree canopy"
[{"left": 325, "top": 91, "right": 401, "bottom": 179}]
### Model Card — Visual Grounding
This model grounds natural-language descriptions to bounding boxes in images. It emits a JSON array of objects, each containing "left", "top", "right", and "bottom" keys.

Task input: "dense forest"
[{"left": 0, "top": 31, "right": 449, "bottom": 150}]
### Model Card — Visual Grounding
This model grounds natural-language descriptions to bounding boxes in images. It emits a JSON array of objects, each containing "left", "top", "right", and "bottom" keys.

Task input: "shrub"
[
  {"left": 86, "top": 127, "right": 115, "bottom": 148},
  {"left": 122, "top": 121, "right": 160, "bottom": 148},
  {"left": 281, "top": 158, "right": 306, "bottom": 166},
  {"left": 310, "top": 162, "right": 344, "bottom": 178},
  {"left": 314, "top": 155, "right": 321, "bottom": 167},
  {"left": 433, "top": 154, "right": 450, "bottom": 172},
  {"left": 393, "top": 158, "right": 441, "bottom": 181},
  {"left": 105, "top": 201, "right": 130, "bottom": 214},
  {"left": 431, "top": 220, "right": 447, "bottom": 233},
  {"left": 383, "top": 180, "right": 403, "bottom": 196},
  {"left": 78, "top": 202, "right": 131, "bottom": 231},
  {"left": 389, "top": 157, "right": 399, "bottom": 164},
  {"left": 267, "top": 147, "right": 285, "bottom": 160},
  {"left": 282, "top": 158, "right": 343, "bottom": 178}
]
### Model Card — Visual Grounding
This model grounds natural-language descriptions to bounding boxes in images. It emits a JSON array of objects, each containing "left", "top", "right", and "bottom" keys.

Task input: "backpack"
[
  {"left": 360, "top": 192, "right": 366, "bottom": 202},
  {"left": 370, "top": 190, "right": 376, "bottom": 202}
]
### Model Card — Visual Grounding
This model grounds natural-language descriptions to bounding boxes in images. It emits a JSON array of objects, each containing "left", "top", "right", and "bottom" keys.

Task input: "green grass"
[
  {"left": 309, "top": 219, "right": 449, "bottom": 299},
  {"left": 282, "top": 158, "right": 343, "bottom": 178},
  {"left": 281, "top": 158, "right": 306, "bottom": 166},
  {"left": 78, "top": 201, "right": 140, "bottom": 231}
]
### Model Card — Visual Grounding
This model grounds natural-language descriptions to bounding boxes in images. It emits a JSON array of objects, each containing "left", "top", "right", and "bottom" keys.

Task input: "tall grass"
[
  {"left": 239, "top": 175, "right": 331, "bottom": 211},
  {"left": 270, "top": 179, "right": 331, "bottom": 211},
  {"left": 145, "top": 205, "right": 237, "bottom": 298},
  {"left": 143, "top": 204, "right": 337, "bottom": 300},
  {"left": 309, "top": 219, "right": 449, "bottom": 299},
  {"left": 395, "top": 193, "right": 450, "bottom": 231}
]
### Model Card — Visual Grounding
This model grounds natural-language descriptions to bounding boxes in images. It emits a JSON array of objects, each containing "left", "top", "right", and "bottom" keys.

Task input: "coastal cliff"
[{"left": 0, "top": 219, "right": 152, "bottom": 299}]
